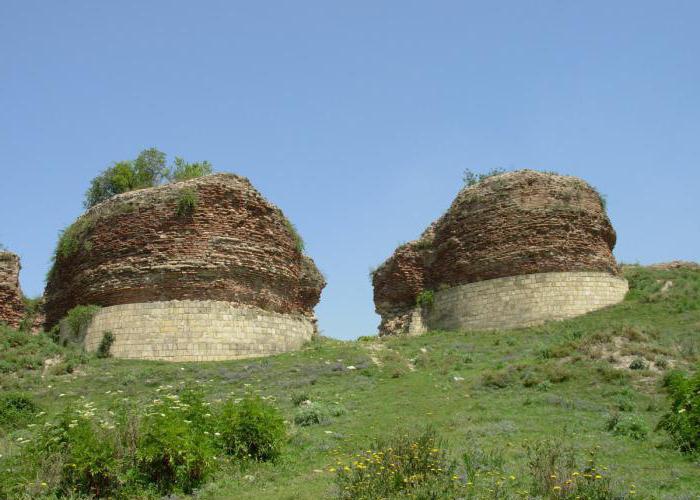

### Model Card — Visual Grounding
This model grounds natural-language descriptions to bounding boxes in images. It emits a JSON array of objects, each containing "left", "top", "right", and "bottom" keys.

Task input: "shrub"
[
  {"left": 176, "top": 188, "right": 198, "bottom": 217},
  {"left": 283, "top": 217, "right": 305, "bottom": 253},
  {"left": 293, "top": 403, "right": 330, "bottom": 426},
  {"left": 135, "top": 389, "right": 216, "bottom": 494},
  {"left": 96, "top": 331, "right": 115, "bottom": 358},
  {"left": 169, "top": 157, "right": 213, "bottom": 181},
  {"left": 0, "top": 324, "right": 66, "bottom": 374},
  {"left": 462, "top": 167, "right": 506, "bottom": 187},
  {"left": 335, "top": 427, "right": 458, "bottom": 499},
  {"left": 481, "top": 367, "right": 516, "bottom": 388},
  {"left": 84, "top": 148, "right": 212, "bottom": 208},
  {"left": 61, "top": 304, "right": 101, "bottom": 344},
  {"left": 415, "top": 289, "right": 435, "bottom": 309},
  {"left": 0, "top": 392, "right": 39, "bottom": 430},
  {"left": 25, "top": 407, "right": 120, "bottom": 497},
  {"left": 291, "top": 391, "right": 310, "bottom": 406},
  {"left": 217, "top": 395, "right": 285, "bottom": 461},
  {"left": 629, "top": 357, "right": 647, "bottom": 370},
  {"left": 84, "top": 148, "right": 168, "bottom": 208},
  {"left": 525, "top": 439, "right": 621, "bottom": 499},
  {"left": 657, "top": 368, "right": 700, "bottom": 452},
  {"left": 606, "top": 413, "right": 649, "bottom": 440}
]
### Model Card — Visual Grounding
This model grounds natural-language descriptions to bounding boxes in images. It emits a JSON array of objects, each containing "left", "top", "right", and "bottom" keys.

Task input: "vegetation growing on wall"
[
  {"left": 176, "top": 188, "right": 198, "bottom": 217},
  {"left": 283, "top": 217, "right": 305, "bottom": 253},
  {"left": 83, "top": 148, "right": 213, "bottom": 208},
  {"left": 170, "top": 157, "right": 213, "bottom": 181},
  {"left": 462, "top": 167, "right": 507, "bottom": 187},
  {"left": 415, "top": 289, "right": 435, "bottom": 309}
]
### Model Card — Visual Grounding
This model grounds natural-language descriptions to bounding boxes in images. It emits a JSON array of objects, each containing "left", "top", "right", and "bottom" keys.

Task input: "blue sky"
[{"left": 1, "top": 1, "right": 698, "bottom": 340}]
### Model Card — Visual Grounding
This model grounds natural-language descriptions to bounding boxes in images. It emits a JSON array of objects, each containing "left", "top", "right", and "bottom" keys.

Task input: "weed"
[
  {"left": 217, "top": 395, "right": 285, "bottom": 461},
  {"left": 335, "top": 426, "right": 458, "bottom": 499},
  {"left": 282, "top": 217, "right": 305, "bottom": 253},
  {"left": 0, "top": 392, "right": 39, "bottom": 430},
  {"left": 61, "top": 304, "right": 101, "bottom": 344},
  {"left": 96, "top": 331, "right": 115, "bottom": 358},
  {"left": 629, "top": 357, "right": 647, "bottom": 370},
  {"left": 606, "top": 413, "right": 649, "bottom": 440},
  {"left": 176, "top": 188, "right": 198, "bottom": 217},
  {"left": 415, "top": 289, "right": 435, "bottom": 309},
  {"left": 657, "top": 368, "right": 700, "bottom": 452},
  {"left": 462, "top": 167, "right": 507, "bottom": 187}
]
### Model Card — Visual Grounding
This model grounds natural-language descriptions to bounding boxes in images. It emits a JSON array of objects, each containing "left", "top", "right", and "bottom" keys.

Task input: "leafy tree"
[
  {"left": 83, "top": 149, "right": 212, "bottom": 208},
  {"left": 169, "top": 157, "right": 213, "bottom": 182}
]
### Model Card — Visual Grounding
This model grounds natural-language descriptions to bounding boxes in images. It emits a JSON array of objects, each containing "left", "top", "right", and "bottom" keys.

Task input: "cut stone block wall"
[
  {"left": 83, "top": 300, "right": 315, "bottom": 361},
  {"left": 405, "top": 271, "right": 628, "bottom": 333}
]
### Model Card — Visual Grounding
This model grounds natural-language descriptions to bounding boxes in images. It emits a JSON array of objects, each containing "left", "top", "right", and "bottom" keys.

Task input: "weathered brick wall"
[
  {"left": 422, "top": 271, "right": 628, "bottom": 333},
  {"left": 373, "top": 170, "right": 625, "bottom": 335},
  {"left": 84, "top": 300, "right": 315, "bottom": 361},
  {"left": 44, "top": 173, "right": 325, "bottom": 329},
  {"left": 0, "top": 252, "right": 25, "bottom": 328}
]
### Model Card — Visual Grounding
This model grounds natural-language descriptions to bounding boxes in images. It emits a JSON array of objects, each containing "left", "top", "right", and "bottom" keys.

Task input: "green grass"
[{"left": 0, "top": 265, "right": 699, "bottom": 498}]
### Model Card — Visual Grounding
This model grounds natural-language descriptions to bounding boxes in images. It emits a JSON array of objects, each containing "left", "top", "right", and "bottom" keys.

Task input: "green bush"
[
  {"left": 291, "top": 391, "right": 311, "bottom": 406},
  {"left": 217, "top": 395, "right": 285, "bottom": 461},
  {"left": 0, "top": 324, "right": 66, "bottom": 374},
  {"left": 293, "top": 402, "right": 344, "bottom": 426},
  {"left": 84, "top": 148, "right": 168, "bottom": 208},
  {"left": 283, "top": 217, "right": 305, "bottom": 253},
  {"left": 135, "top": 389, "right": 216, "bottom": 494},
  {"left": 629, "top": 357, "right": 647, "bottom": 370},
  {"left": 25, "top": 406, "right": 119, "bottom": 497},
  {"left": 96, "top": 331, "right": 115, "bottom": 358},
  {"left": 176, "top": 188, "right": 198, "bottom": 217},
  {"left": 335, "top": 427, "right": 458, "bottom": 500},
  {"left": 525, "top": 439, "right": 621, "bottom": 499},
  {"left": 462, "top": 167, "right": 506, "bottom": 187},
  {"left": 83, "top": 148, "right": 213, "bottom": 208},
  {"left": 61, "top": 304, "right": 101, "bottom": 344},
  {"left": 170, "top": 157, "right": 213, "bottom": 181},
  {"left": 606, "top": 413, "right": 649, "bottom": 440},
  {"left": 0, "top": 392, "right": 39, "bottom": 430},
  {"left": 657, "top": 368, "right": 700, "bottom": 452},
  {"left": 293, "top": 402, "right": 329, "bottom": 426},
  {"left": 415, "top": 289, "right": 435, "bottom": 309}
]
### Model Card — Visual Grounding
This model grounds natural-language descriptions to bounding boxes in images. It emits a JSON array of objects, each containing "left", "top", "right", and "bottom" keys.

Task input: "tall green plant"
[{"left": 83, "top": 148, "right": 212, "bottom": 208}]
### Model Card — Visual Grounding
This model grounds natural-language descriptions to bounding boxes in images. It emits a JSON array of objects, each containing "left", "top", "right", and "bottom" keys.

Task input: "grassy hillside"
[{"left": 0, "top": 265, "right": 698, "bottom": 499}]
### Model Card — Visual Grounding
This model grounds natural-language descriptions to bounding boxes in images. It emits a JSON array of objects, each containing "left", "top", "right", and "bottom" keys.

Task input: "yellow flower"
[{"left": 553, "top": 486, "right": 561, "bottom": 491}]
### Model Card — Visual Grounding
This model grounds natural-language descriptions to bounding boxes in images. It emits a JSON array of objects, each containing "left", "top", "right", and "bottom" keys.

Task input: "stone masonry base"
[
  {"left": 414, "top": 271, "right": 628, "bottom": 334},
  {"left": 83, "top": 300, "right": 316, "bottom": 361}
]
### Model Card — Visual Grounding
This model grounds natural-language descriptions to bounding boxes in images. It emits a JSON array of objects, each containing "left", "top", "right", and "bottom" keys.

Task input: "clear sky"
[{"left": 1, "top": 1, "right": 698, "bottom": 340}]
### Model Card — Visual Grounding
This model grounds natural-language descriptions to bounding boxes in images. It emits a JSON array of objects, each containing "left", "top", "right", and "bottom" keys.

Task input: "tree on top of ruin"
[{"left": 84, "top": 148, "right": 213, "bottom": 208}]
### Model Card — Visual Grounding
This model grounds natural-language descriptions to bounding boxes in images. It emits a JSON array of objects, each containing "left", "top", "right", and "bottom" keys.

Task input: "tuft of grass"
[{"left": 282, "top": 217, "right": 305, "bottom": 253}]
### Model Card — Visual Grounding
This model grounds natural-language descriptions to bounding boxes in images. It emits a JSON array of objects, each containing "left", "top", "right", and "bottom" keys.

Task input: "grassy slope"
[{"left": 1, "top": 265, "right": 699, "bottom": 499}]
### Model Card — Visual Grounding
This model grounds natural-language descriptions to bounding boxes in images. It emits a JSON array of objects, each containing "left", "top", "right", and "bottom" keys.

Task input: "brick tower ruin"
[
  {"left": 0, "top": 250, "right": 25, "bottom": 329},
  {"left": 44, "top": 173, "right": 326, "bottom": 360},
  {"left": 372, "top": 170, "right": 628, "bottom": 335}
]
